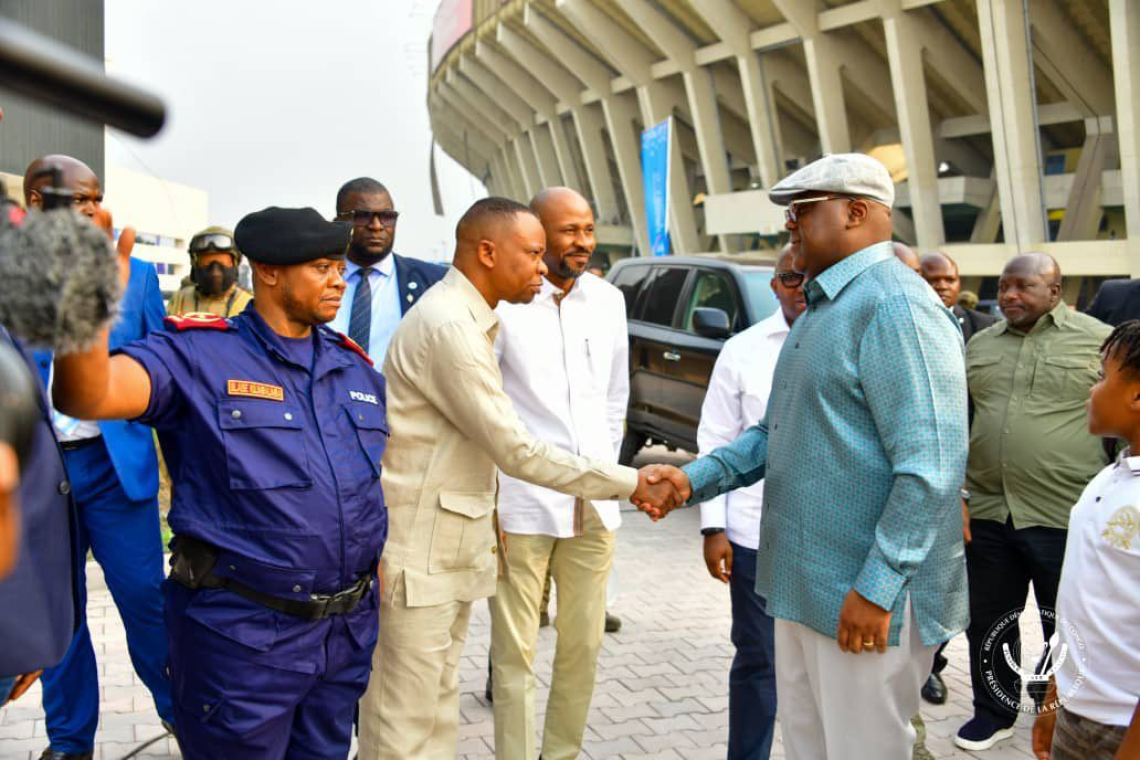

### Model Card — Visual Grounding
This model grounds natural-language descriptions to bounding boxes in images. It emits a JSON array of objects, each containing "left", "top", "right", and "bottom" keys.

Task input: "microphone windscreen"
[
  {"left": 0, "top": 342, "right": 39, "bottom": 472},
  {"left": 0, "top": 208, "right": 121, "bottom": 352}
]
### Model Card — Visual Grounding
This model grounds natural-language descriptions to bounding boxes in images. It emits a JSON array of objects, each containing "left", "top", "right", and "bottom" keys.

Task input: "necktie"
[{"left": 349, "top": 269, "right": 372, "bottom": 352}]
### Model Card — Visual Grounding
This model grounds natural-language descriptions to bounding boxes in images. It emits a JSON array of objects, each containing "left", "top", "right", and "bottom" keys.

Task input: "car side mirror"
[{"left": 692, "top": 307, "right": 731, "bottom": 339}]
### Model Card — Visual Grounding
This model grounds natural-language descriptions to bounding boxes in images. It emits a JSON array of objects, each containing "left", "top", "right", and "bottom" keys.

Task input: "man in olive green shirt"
[{"left": 957, "top": 253, "right": 1111, "bottom": 752}]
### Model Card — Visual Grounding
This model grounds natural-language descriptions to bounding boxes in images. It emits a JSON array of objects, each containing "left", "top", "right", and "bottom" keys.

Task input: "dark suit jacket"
[
  {"left": 32, "top": 258, "right": 166, "bottom": 502},
  {"left": 0, "top": 327, "right": 80, "bottom": 676},
  {"left": 1086, "top": 278, "right": 1140, "bottom": 327},
  {"left": 952, "top": 305, "right": 998, "bottom": 344},
  {"left": 393, "top": 254, "right": 448, "bottom": 315}
]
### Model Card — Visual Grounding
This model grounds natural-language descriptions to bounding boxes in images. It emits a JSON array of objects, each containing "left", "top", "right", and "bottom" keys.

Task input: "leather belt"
[{"left": 169, "top": 536, "right": 372, "bottom": 621}]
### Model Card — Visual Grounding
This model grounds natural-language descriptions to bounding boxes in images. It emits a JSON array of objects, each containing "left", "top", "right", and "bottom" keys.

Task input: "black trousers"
[{"left": 965, "top": 517, "right": 1067, "bottom": 726}]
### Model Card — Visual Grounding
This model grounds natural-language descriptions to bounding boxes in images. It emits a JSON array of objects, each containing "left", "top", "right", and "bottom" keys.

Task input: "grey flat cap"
[{"left": 769, "top": 153, "right": 895, "bottom": 208}]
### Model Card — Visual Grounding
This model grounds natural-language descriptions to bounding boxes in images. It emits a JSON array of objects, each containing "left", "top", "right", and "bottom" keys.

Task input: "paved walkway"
[{"left": 1, "top": 450, "right": 1042, "bottom": 760}]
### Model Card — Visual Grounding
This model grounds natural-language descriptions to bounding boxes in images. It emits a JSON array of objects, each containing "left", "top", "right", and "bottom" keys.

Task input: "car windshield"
[{"left": 741, "top": 269, "right": 780, "bottom": 322}]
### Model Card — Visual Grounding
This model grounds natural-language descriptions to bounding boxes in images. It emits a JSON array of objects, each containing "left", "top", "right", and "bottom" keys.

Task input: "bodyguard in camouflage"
[{"left": 167, "top": 226, "right": 252, "bottom": 318}]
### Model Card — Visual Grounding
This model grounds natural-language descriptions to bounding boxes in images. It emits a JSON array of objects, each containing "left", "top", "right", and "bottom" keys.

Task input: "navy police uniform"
[{"left": 116, "top": 208, "right": 387, "bottom": 759}]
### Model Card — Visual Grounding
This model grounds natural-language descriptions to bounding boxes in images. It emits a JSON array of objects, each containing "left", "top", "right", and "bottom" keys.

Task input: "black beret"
[{"left": 234, "top": 207, "right": 351, "bottom": 265}]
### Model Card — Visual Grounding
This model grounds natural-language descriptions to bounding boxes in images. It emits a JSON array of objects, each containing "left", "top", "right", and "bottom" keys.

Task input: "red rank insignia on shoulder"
[
  {"left": 335, "top": 332, "right": 374, "bottom": 366},
  {"left": 164, "top": 312, "right": 233, "bottom": 332}
]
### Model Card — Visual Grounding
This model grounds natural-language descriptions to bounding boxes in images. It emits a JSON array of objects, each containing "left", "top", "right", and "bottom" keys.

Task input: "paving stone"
[{"left": 0, "top": 449, "right": 1037, "bottom": 759}]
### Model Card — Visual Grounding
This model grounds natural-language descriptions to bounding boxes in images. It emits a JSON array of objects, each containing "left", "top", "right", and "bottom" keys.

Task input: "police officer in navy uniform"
[{"left": 49, "top": 207, "right": 387, "bottom": 759}]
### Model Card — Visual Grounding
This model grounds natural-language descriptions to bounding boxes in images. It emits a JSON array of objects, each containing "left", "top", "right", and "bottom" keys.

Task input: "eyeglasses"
[
  {"left": 338, "top": 209, "right": 400, "bottom": 228},
  {"left": 189, "top": 233, "right": 235, "bottom": 253},
  {"left": 774, "top": 272, "right": 805, "bottom": 288},
  {"left": 784, "top": 195, "right": 846, "bottom": 224}
]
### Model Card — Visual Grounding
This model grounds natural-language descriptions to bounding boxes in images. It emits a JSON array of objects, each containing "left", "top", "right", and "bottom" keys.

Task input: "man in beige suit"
[{"left": 357, "top": 197, "right": 676, "bottom": 760}]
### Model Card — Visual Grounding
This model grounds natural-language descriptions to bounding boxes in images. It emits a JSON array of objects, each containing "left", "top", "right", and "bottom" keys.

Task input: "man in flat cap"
[
  {"left": 641, "top": 153, "right": 970, "bottom": 759},
  {"left": 48, "top": 207, "right": 388, "bottom": 759},
  {"left": 167, "top": 225, "right": 252, "bottom": 318}
]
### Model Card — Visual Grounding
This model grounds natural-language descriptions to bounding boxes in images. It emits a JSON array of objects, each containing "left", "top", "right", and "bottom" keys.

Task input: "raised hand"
[{"left": 92, "top": 207, "right": 135, "bottom": 290}]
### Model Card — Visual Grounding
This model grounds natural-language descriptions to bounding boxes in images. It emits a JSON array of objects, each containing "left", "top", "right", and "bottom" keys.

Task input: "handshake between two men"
[{"left": 628, "top": 464, "right": 693, "bottom": 521}]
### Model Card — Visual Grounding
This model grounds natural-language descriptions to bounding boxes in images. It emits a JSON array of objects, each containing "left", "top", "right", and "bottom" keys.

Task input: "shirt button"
[
  {"left": 284, "top": 412, "right": 293, "bottom": 421},
  {"left": 292, "top": 584, "right": 302, "bottom": 593},
  {"left": 232, "top": 410, "right": 242, "bottom": 420},
  {"left": 358, "top": 414, "right": 364, "bottom": 421},
  {"left": 58, "top": 480, "right": 71, "bottom": 495},
  {"left": 202, "top": 704, "right": 210, "bottom": 713}
]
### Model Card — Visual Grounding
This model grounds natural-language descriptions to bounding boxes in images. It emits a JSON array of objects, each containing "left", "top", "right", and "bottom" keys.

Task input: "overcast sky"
[{"left": 103, "top": 0, "right": 485, "bottom": 263}]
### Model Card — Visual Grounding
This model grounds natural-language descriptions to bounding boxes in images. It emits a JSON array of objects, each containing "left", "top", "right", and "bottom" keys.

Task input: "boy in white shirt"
[{"left": 1032, "top": 320, "right": 1140, "bottom": 760}]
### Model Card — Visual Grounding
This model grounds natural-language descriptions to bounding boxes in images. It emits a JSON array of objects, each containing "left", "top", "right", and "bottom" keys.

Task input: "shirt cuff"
[
  {"left": 682, "top": 457, "right": 724, "bottom": 504},
  {"left": 609, "top": 463, "right": 640, "bottom": 500},
  {"left": 700, "top": 496, "right": 727, "bottom": 532},
  {"left": 853, "top": 549, "right": 908, "bottom": 612}
]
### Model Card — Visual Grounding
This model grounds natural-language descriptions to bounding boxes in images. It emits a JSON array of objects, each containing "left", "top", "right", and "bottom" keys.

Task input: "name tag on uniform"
[
  {"left": 350, "top": 390, "right": 378, "bottom": 405},
  {"left": 227, "top": 380, "right": 285, "bottom": 402}
]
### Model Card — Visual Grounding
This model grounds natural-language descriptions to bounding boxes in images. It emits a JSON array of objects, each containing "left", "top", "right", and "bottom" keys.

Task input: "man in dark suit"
[
  {"left": 22, "top": 155, "right": 173, "bottom": 760},
  {"left": 1085, "top": 277, "right": 1140, "bottom": 327},
  {"left": 921, "top": 252, "right": 997, "bottom": 343},
  {"left": 330, "top": 177, "right": 447, "bottom": 365}
]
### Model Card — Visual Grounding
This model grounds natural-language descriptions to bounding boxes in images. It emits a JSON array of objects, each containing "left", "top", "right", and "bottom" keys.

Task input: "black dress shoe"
[
  {"left": 921, "top": 672, "right": 947, "bottom": 705},
  {"left": 40, "top": 749, "right": 94, "bottom": 760},
  {"left": 604, "top": 612, "right": 622, "bottom": 633}
]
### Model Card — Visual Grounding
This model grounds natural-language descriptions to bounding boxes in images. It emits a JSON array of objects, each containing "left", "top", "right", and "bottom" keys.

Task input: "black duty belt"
[{"left": 169, "top": 536, "right": 372, "bottom": 621}]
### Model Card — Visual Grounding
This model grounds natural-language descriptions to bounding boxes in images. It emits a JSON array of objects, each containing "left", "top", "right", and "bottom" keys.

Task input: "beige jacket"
[{"left": 380, "top": 268, "right": 639, "bottom": 607}]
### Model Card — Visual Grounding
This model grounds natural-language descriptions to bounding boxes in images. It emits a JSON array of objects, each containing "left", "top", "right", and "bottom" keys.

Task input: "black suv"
[{"left": 608, "top": 256, "right": 780, "bottom": 463}]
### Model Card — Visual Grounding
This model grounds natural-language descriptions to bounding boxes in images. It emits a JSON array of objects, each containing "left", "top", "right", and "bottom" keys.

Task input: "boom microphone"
[{"left": 0, "top": 208, "right": 121, "bottom": 352}]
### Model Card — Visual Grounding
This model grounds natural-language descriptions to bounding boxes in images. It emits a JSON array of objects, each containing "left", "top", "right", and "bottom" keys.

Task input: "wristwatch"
[
  {"left": 701, "top": 527, "right": 726, "bottom": 537},
  {"left": 960, "top": 488, "right": 971, "bottom": 502}
]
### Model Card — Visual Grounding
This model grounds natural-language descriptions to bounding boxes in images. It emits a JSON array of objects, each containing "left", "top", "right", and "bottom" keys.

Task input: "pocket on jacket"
[
  {"left": 429, "top": 492, "right": 496, "bottom": 573},
  {"left": 218, "top": 400, "right": 312, "bottom": 490}
]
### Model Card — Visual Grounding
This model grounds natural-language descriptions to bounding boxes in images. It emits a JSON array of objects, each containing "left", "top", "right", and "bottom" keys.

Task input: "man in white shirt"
[
  {"left": 697, "top": 244, "right": 805, "bottom": 759},
  {"left": 491, "top": 187, "right": 629, "bottom": 760}
]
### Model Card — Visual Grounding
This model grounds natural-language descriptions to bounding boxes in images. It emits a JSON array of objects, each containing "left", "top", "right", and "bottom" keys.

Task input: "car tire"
[{"left": 618, "top": 431, "right": 647, "bottom": 466}]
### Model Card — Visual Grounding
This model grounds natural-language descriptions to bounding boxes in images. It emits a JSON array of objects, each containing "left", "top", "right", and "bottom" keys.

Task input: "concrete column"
[
  {"left": 883, "top": 8, "right": 945, "bottom": 247},
  {"left": 501, "top": 147, "right": 527, "bottom": 202},
  {"left": 530, "top": 124, "right": 562, "bottom": 188},
  {"left": 1058, "top": 118, "right": 1116, "bottom": 242},
  {"left": 547, "top": 116, "right": 586, "bottom": 194},
  {"left": 693, "top": 0, "right": 785, "bottom": 187},
  {"left": 977, "top": 0, "right": 1048, "bottom": 250},
  {"left": 555, "top": 0, "right": 701, "bottom": 254},
  {"left": 1110, "top": 0, "right": 1140, "bottom": 274},
  {"left": 572, "top": 103, "right": 623, "bottom": 226},
  {"left": 601, "top": 93, "right": 651, "bottom": 255},
  {"left": 513, "top": 136, "right": 541, "bottom": 199}
]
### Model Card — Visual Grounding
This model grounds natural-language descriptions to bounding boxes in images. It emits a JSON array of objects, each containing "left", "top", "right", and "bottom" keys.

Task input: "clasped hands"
[{"left": 629, "top": 464, "right": 691, "bottom": 521}]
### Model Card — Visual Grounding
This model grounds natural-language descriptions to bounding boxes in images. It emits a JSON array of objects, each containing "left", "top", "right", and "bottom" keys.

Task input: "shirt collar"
[
  {"left": 803, "top": 241, "right": 894, "bottom": 306},
  {"left": 757, "top": 307, "right": 793, "bottom": 337},
  {"left": 444, "top": 266, "right": 498, "bottom": 336},
  {"left": 994, "top": 300, "right": 1070, "bottom": 337},
  {"left": 538, "top": 273, "right": 591, "bottom": 304},
  {"left": 345, "top": 253, "right": 394, "bottom": 280},
  {"left": 1116, "top": 447, "right": 1140, "bottom": 475}
]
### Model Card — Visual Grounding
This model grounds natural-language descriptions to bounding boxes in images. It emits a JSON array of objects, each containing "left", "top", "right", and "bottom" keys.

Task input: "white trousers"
[{"left": 774, "top": 601, "right": 935, "bottom": 760}]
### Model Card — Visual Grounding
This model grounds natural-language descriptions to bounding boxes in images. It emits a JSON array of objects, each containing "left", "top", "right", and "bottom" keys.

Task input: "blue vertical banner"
[{"left": 640, "top": 117, "right": 672, "bottom": 257}]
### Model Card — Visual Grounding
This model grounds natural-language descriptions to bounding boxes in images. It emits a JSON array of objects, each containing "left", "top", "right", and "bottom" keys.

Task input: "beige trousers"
[
  {"left": 491, "top": 502, "right": 615, "bottom": 760},
  {"left": 357, "top": 577, "right": 474, "bottom": 760}
]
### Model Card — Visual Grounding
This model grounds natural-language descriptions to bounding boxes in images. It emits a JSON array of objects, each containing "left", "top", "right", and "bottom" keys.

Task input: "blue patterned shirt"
[{"left": 683, "top": 241, "right": 969, "bottom": 646}]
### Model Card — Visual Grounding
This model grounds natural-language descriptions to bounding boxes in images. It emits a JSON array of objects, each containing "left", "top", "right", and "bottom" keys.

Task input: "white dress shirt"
[
  {"left": 697, "top": 309, "right": 791, "bottom": 549},
  {"left": 1053, "top": 451, "right": 1140, "bottom": 726},
  {"left": 328, "top": 254, "right": 401, "bottom": 365},
  {"left": 494, "top": 273, "right": 630, "bottom": 537}
]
